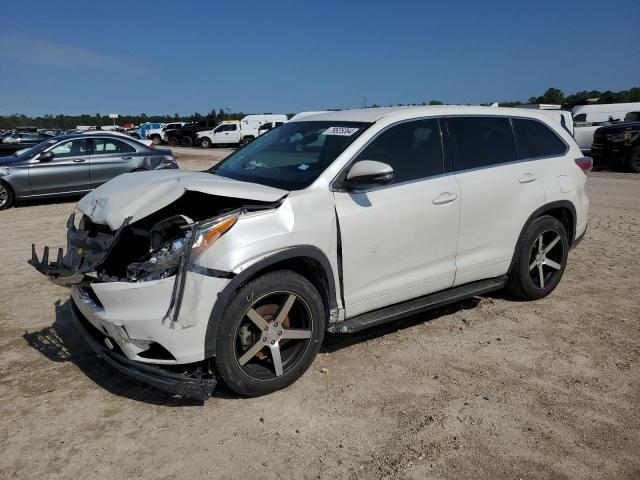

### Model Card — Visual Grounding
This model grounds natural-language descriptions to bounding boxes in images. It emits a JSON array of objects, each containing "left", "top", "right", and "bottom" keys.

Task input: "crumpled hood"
[{"left": 77, "top": 170, "right": 288, "bottom": 230}]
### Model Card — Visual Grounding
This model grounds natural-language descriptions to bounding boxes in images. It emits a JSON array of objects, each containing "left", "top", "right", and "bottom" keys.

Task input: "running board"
[{"left": 327, "top": 276, "right": 507, "bottom": 334}]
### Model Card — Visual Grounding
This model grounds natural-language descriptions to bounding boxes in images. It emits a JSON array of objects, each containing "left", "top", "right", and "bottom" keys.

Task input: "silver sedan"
[{"left": 0, "top": 133, "right": 178, "bottom": 209}]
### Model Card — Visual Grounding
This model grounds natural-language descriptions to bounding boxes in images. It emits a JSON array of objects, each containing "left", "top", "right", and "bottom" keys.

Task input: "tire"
[
  {"left": 150, "top": 135, "right": 162, "bottom": 145},
  {"left": 628, "top": 147, "right": 640, "bottom": 174},
  {"left": 215, "top": 270, "right": 326, "bottom": 397},
  {"left": 241, "top": 136, "right": 254, "bottom": 146},
  {"left": 506, "top": 215, "right": 569, "bottom": 300},
  {"left": 181, "top": 136, "right": 194, "bottom": 147},
  {"left": 200, "top": 137, "right": 211, "bottom": 148},
  {"left": 168, "top": 137, "right": 180, "bottom": 147},
  {"left": 0, "top": 180, "right": 14, "bottom": 210}
]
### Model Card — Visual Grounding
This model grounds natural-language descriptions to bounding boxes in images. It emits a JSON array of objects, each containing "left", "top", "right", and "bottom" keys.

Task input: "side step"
[{"left": 327, "top": 276, "right": 507, "bottom": 334}]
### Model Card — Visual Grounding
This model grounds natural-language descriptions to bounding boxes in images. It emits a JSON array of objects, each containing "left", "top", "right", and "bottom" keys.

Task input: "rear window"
[
  {"left": 446, "top": 117, "right": 516, "bottom": 171},
  {"left": 512, "top": 118, "right": 566, "bottom": 159}
]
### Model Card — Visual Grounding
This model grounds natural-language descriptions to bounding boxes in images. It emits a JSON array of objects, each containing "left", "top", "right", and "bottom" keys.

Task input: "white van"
[{"left": 572, "top": 102, "right": 640, "bottom": 152}]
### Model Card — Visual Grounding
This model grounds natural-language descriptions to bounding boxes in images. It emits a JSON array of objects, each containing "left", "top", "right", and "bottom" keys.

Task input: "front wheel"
[
  {"left": 181, "top": 136, "right": 194, "bottom": 147},
  {"left": 506, "top": 215, "right": 569, "bottom": 300},
  {"left": 628, "top": 147, "right": 640, "bottom": 174},
  {"left": 168, "top": 137, "right": 179, "bottom": 147},
  {"left": 0, "top": 181, "right": 14, "bottom": 210},
  {"left": 150, "top": 135, "right": 162, "bottom": 145},
  {"left": 215, "top": 270, "right": 326, "bottom": 397},
  {"left": 200, "top": 137, "right": 211, "bottom": 148}
]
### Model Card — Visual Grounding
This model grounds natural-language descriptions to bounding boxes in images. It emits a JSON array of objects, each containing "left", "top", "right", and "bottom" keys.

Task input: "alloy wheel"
[
  {"left": 528, "top": 229, "right": 565, "bottom": 289},
  {"left": 0, "top": 184, "right": 8, "bottom": 208},
  {"left": 235, "top": 291, "right": 313, "bottom": 380}
]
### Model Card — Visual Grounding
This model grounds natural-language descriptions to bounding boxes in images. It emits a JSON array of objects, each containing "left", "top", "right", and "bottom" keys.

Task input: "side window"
[
  {"left": 512, "top": 118, "right": 566, "bottom": 159},
  {"left": 227, "top": 124, "right": 238, "bottom": 131},
  {"left": 353, "top": 119, "right": 443, "bottom": 183},
  {"left": 93, "top": 138, "right": 136, "bottom": 154},
  {"left": 446, "top": 116, "right": 516, "bottom": 171},
  {"left": 573, "top": 113, "right": 587, "bottom": 123},
  {"left": 50, "top": 139, "right": 88, "bottom": 158}
]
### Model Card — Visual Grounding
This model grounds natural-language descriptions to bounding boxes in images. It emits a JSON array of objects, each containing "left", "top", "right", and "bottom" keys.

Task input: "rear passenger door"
[
  {"left": 334, "top": 118, "right": 461, "bottom": 317},
  {"left": 445, "top": 116, "right": 548, "bottom": 286},
  {"left": 89, "top": 138, "right": 140, "bottom": 188}
]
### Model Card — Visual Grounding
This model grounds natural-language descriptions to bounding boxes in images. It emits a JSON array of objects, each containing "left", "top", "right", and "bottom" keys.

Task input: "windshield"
[{"left": 212, "top": 121, "right": 370, "bottom": 190}]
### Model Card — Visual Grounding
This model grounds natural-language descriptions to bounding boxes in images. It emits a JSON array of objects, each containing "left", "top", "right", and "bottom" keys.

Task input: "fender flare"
[
  {"left": 507, "top": 200, "right": 577, "bottom": 274},
  {"left": 203, "top": 245, "right": 338, "bottom": 357}
]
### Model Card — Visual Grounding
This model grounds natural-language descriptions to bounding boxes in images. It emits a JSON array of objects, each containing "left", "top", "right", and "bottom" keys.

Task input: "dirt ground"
[{"left": 0, "top": 147, "right": 638, "bottom": 480}]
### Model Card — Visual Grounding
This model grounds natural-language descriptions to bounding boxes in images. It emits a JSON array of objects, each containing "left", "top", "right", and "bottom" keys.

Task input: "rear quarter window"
[{"left": 512, "top": 118, "right": 566, "bottom": 159}]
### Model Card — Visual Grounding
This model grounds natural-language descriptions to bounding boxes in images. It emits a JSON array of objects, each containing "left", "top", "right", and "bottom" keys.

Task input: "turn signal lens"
[{"left": 190, "top": 215, "right": 238, "bottom": 257}]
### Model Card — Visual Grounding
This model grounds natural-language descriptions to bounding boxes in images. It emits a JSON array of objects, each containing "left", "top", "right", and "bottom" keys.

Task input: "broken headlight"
[{"left": 127, "top": 213, "right": 239, "bottom": 282}]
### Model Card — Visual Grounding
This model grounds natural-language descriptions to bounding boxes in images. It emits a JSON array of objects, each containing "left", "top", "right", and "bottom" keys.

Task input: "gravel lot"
[{"left": 0, "top": 148, "right": 638, "bottom": 480}]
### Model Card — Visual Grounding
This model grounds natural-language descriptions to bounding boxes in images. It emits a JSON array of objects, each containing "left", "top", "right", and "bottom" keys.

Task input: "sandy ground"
[{"left": 0, "top": 148, "right": 638, "bottom": 480}]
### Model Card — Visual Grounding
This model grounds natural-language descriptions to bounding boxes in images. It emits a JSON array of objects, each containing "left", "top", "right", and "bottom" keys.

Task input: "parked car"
[
  {"left": 146, "top": 122, "right": 186, "bottom": 145},
  {"left": 0, "top": 133, "right": 177, "bottom": 209},
  {"left": 590, "top": 119, "right": 640, "bottom": 172},
  {"left": 30, "top": 106, "right": 589, "bottom": 399},
  {"left": 257, "top": 120, "right": 286, "bottom": 136},
  {"left": 572, "top": 102, "right": 640, "bottom": 153},
  {"left": 197, "top": 115, "right": 288, "bottom": 148},
  {"left": 166, "top": 119, "right": 218, "bottom": 147},
  {"left": 0, "top": 132, "right": 53, "bottom": 156}
]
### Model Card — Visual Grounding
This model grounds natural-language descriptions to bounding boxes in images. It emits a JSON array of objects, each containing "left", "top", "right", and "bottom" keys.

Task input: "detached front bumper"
[{"left": 70, "top": 299, "right": 217, "bottom": 400}]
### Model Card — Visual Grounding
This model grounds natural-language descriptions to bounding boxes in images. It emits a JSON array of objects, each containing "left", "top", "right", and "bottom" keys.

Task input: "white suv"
[{"left": 32, "top": 106, "right": 591, "bottom": 399}]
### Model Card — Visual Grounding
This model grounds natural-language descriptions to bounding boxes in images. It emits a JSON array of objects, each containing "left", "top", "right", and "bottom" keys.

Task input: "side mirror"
[
  {"left": 39, "top": 151, "right": 54, "bottom": 162},
  {"left": 343, "top": 160, "right": 394, "bottom": 190}
]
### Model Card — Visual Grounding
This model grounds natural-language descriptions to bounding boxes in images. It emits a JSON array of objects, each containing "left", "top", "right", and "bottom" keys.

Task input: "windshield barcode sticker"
[{"left": 323, "top": 127, "right": 359, "bottom": 136}]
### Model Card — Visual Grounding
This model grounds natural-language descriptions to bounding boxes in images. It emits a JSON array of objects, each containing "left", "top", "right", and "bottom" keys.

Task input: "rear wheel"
[
  {"left": 506, "top": 215, "right": 569, "bottom": 300},
  {"left": 168, "top": 137, "right": 180, "bottom": 147},
  {"left": 628, "top": 147, "right": 640, "bottom": 174},
  {"left": 181, "top": 136, "right": 194, "bottom": 147},
  {"left": 215, "top": 270, "right": 326, "bottom": 396},
  {"left": 241, "top": 136, "right": 254, "bottom": 146},
  {"left": 0, "top": 181, "right": 14, "bottom": 210}
]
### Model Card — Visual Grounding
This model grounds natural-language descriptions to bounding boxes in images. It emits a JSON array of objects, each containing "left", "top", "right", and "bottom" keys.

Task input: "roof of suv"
[{"left": 290, "top": 105, "right": 556, "bottom": 124}]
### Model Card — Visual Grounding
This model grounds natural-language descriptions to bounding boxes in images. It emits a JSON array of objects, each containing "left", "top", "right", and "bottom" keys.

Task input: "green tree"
[{"left": 428, "top": 100, "right": 444, "bottom": 105}]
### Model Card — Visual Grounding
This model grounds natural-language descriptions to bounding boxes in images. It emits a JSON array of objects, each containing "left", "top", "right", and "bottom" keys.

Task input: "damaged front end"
[{"left": 30, "top": 187, "right": 285, "bottom": 400}]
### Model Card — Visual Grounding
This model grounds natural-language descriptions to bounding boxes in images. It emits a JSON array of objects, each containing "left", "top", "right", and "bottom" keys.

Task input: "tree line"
[
  {"left": 0, "top": 109, "right": 295, "bottom": 130},
  {"left": 2, "top": 85, "right": 639, "bottom": 129}
]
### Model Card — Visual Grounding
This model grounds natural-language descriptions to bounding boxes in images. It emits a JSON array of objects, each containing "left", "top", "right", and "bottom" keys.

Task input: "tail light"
[{"left": 575, "top": 156, "right": 593, "bottom": 175}]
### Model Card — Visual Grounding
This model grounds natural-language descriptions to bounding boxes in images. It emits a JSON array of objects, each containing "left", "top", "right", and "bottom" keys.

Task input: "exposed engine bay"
[{"left": 31, "top": 191, "right": 281, "bottom": 286}]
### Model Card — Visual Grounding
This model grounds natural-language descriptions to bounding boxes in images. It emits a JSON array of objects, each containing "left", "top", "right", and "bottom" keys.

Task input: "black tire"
[
  {"left": 168, "top": 136, "right": 180, "bottom": 147},
  {"left": 506, "top": 215, "right": 569, "bottom": 300},
  {"left": 150, "top": 135, "right": 162, "bottom": 145},
  {"left": 215, "top": 270, "right": 326, "bottom": 397},
  {"left": 628, "top": 147, "right": 640, "bottom": 174},
  {"left": 241, "top": 136, "right": 254, "bottom": 146},
  {"left": 200, "top": 137, "right": 211, "bottom": 148},
  {"left": 181, "top": 136, "right": 194, "bottom": 147},
  {"left": 0, "top": 180, "right": 14, "bottom": 210}
]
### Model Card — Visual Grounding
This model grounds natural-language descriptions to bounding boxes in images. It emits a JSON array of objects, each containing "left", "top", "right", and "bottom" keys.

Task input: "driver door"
[
  {"left": 333, "top": 118, "right": 460, "bottom": 317},
  {"left": 28, "top": 138, "right": 92, "bottom": 195}
]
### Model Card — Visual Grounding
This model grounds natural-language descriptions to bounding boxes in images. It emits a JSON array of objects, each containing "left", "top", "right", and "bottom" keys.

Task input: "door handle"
[
  {"left": 121, "top": 156, "right": 133, "bottom": 160},
  {"left": 432, "top": 192, "right": 458, "bottom": 205},
  {"left": 73, "top": 158, "right": 86, "bottom": 163},
  {"left": 519, "top": 173, "right": 536, "bottom": 184}
]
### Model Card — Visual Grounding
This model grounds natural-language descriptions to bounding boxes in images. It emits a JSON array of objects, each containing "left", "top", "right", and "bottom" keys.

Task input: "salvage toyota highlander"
[{"left": 31, "top": 106, "right": 590, "bottom": 399}]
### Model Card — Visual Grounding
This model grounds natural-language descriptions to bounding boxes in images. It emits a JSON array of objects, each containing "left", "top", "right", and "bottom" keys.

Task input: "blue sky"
[{"left": 1, "top": 0, "right": 639, "bottom": 116}]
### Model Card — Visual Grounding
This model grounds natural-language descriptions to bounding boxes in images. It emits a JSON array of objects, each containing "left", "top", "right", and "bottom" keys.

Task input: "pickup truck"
[
  {"left": 166, "top": 120, "right": 217, "bottom": 147},
  {"left": 145, "top": 122, "right": 185, "bottom": 145}
]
